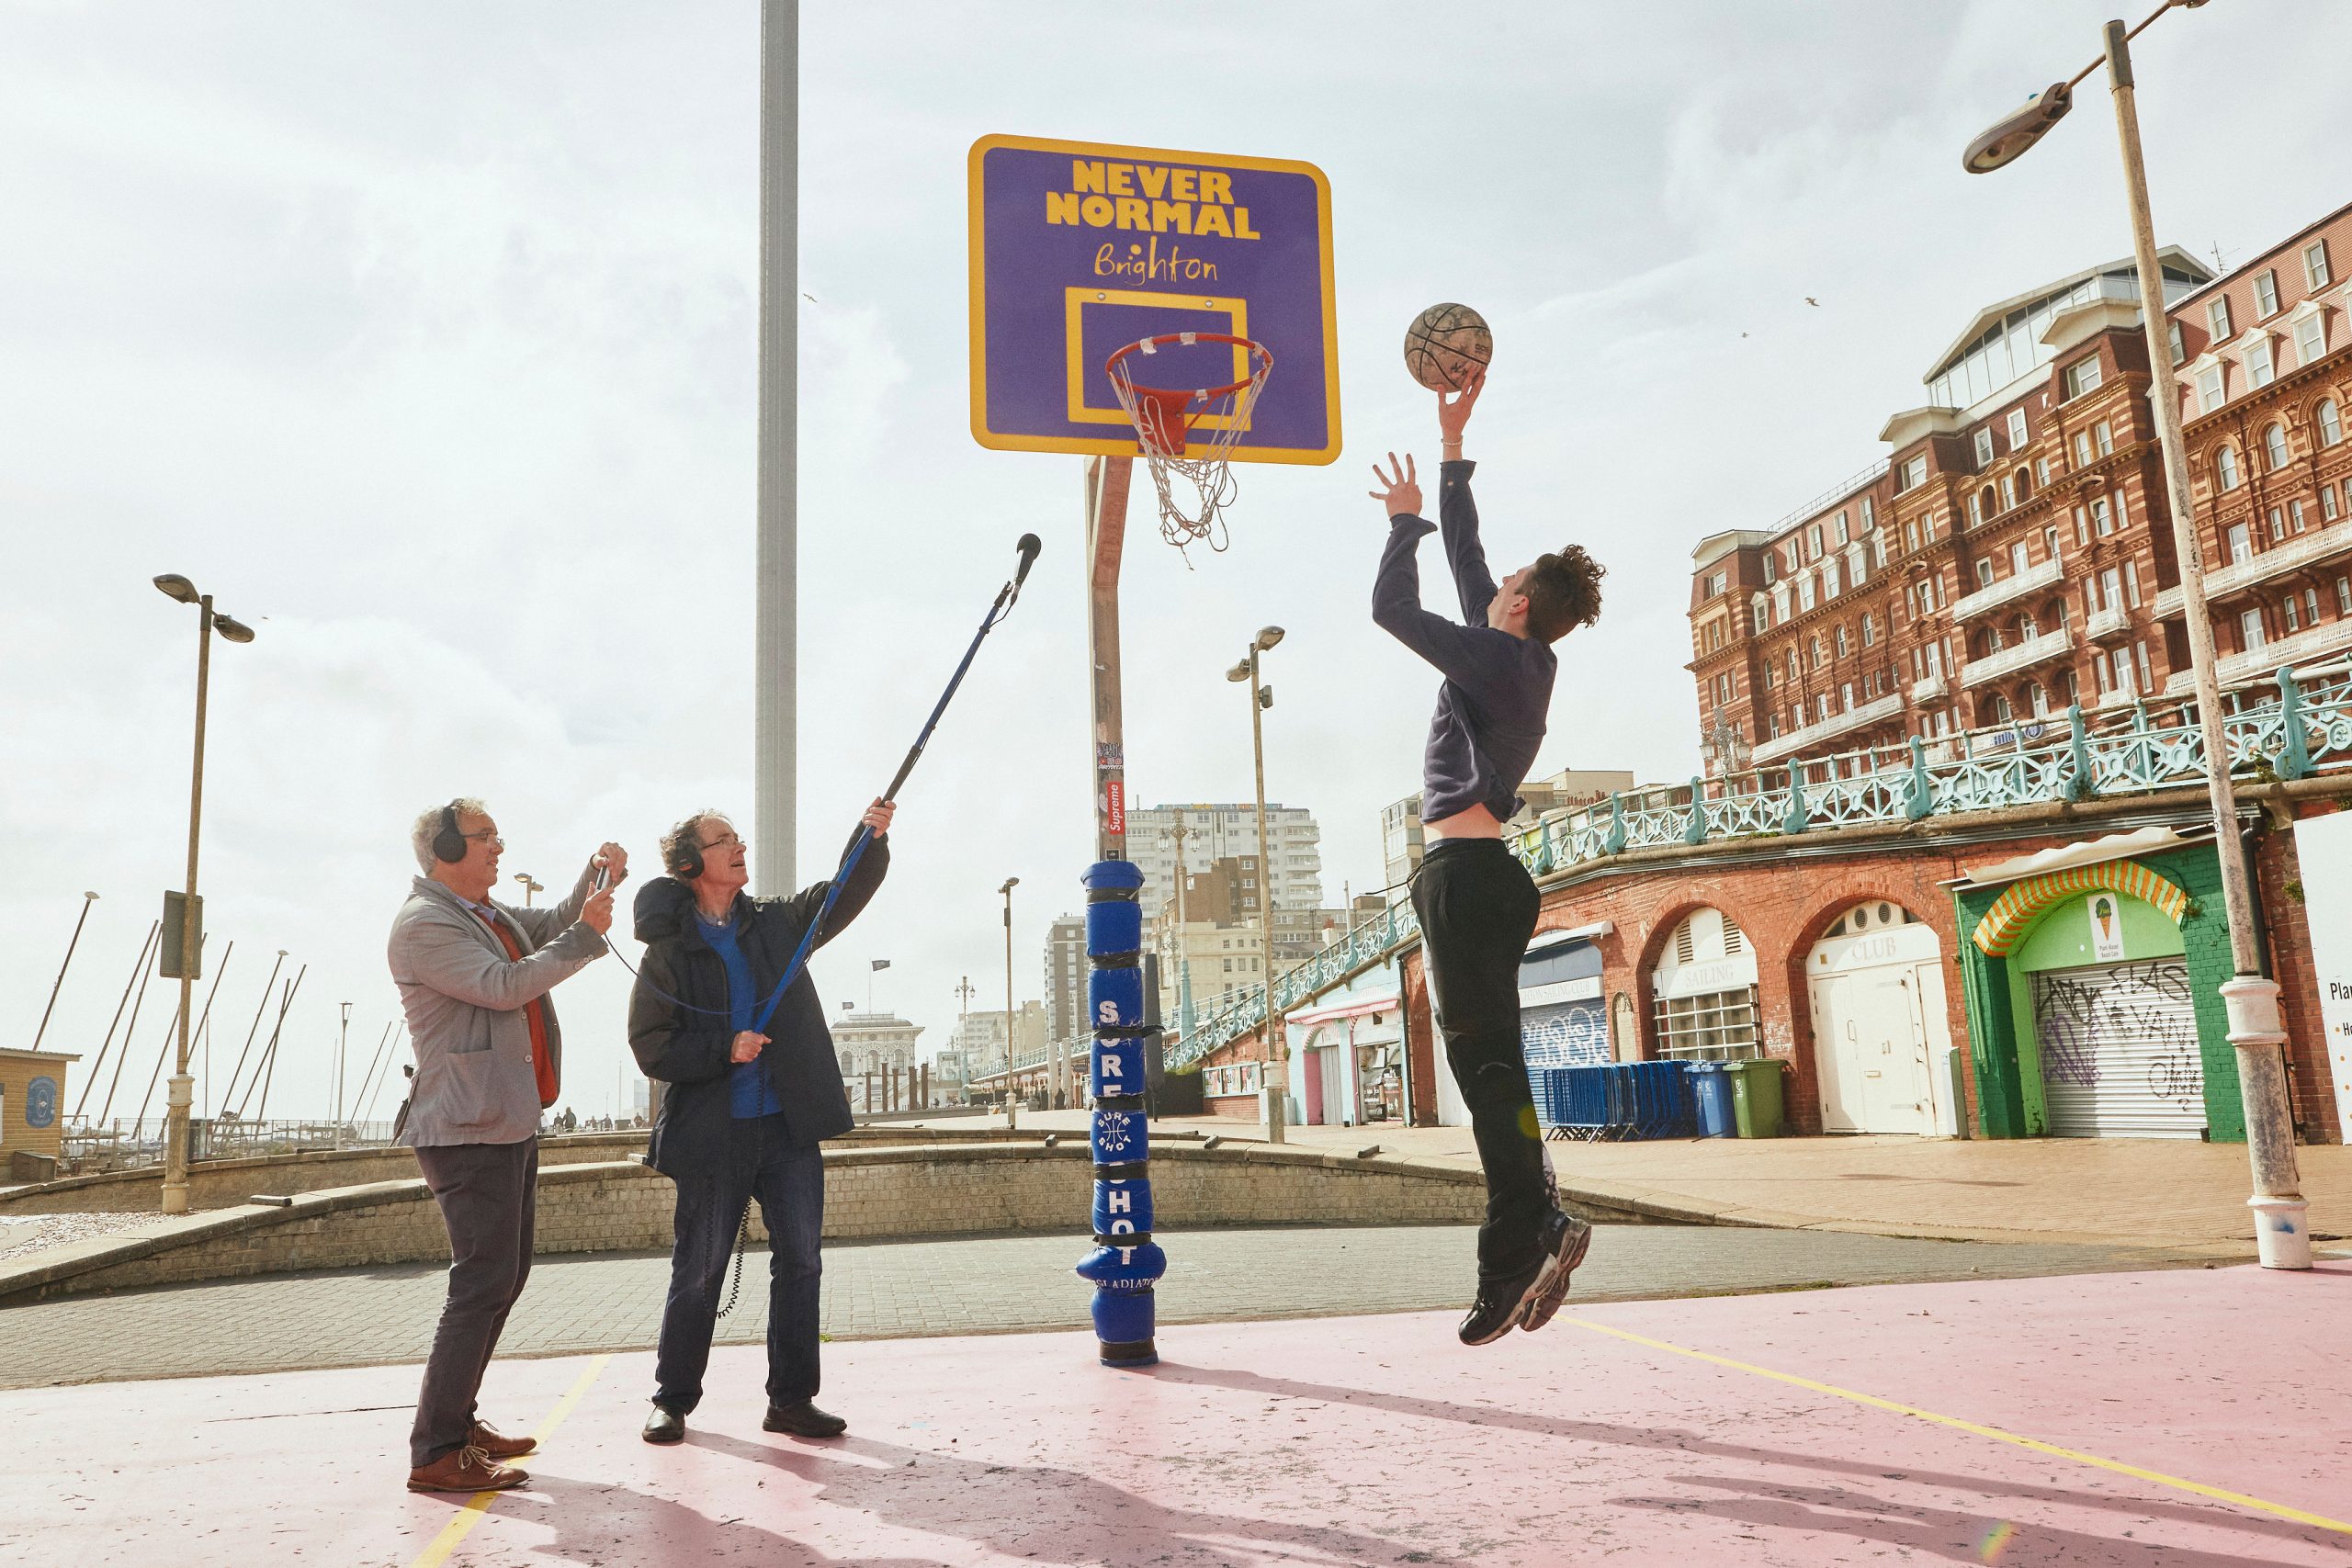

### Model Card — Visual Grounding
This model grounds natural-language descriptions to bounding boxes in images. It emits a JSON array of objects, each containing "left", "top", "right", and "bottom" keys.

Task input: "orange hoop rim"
[{"left": 1103, "top": 332, "right": 1272, "bottom": 401}]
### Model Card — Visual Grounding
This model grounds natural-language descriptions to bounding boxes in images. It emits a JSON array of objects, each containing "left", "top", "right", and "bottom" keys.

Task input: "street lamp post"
[
  {"left": 1227, "top": 626, "right": 1286, "bottom": 1143},
  {"left": 514, "top": 873, "right": 544, "bottom": 907},
  {"left": 335, "top": 1000, "right": 352, "bottom": 1146},
  {"left": 153, "top": 573, "right": 255, "bottom": 1215},
  {"left": 1963, "top": 0, "right": 2307, "bottom": 1269},
  {"left": 1000, "top": 876, "right": 1021, "bottom": 1129}
]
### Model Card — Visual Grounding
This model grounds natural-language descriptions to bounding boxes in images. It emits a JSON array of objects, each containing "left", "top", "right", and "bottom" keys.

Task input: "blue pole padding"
[
  {"left": 1090, "top": 1106, "right": 1148, "bottom": 1166},
  {"left": 1091, "top": 1177, "right": 1153, "bottom": 1236},
  {"left": 1075, "top": 857, "right": 1162, "bottom": 1367}
]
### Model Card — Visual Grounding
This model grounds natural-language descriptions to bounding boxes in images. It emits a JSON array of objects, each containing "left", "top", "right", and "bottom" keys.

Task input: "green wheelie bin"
[{"left": 1727, "top": 1056, "right": 1786, "bottom": 1138}]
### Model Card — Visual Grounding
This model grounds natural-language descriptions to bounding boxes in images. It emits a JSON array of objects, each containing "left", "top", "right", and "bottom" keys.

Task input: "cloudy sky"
[{"left": 6, "top": 1, "right": 2348, "bottom": 1123}]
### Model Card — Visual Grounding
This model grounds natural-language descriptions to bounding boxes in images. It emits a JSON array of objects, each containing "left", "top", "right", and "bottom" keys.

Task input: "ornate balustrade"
[{"left": 1161, "top": 669, "right": 2352, "bottom": 1070}]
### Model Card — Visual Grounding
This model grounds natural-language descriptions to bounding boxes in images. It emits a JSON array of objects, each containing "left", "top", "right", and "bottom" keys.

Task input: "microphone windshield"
[{"left": 1013, "top": 533, "right": 1043, "bottom": 586}]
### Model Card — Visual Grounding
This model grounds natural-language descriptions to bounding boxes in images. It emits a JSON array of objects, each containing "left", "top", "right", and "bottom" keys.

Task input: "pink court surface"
[{"left": 7, "top": 1263, "right": 2349, "bottom": 1566}]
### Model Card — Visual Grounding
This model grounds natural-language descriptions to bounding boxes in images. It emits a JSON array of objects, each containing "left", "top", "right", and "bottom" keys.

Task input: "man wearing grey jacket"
[{"left": 388, "top": 796, "right": 622, "bottom": 1494}]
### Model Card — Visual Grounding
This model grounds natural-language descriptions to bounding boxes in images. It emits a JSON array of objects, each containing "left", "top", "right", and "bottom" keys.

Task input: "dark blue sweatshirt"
[{"left": 1372, "top": 459, "right": 1555, "bottom": 825}]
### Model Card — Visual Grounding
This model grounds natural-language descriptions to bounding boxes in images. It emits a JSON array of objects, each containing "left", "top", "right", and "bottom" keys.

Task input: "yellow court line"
[
  {"left": 407, "top": 1353, "right": 612, "bottom": 1568},
  {"left": 1566, "top": 1318, "right": 2352, "bottom": 1536}
]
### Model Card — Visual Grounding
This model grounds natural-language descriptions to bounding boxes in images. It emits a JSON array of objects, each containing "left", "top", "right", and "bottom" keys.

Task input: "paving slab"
[{"left": 2, "top": 1262, "right": 2346, "bottom": 1566}]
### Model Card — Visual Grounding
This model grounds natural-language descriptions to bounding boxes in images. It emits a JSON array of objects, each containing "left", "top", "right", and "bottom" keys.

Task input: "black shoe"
[
  {"left": 763, "top": 1400, "right": 847, "bottom": 1438},
  {"left": 641, "top": 1404, "right": 685, "bottom": 1444},
  {"left": 1520, "top": 1210, "right": 1594, "bottom": 1334},
  {"left": 1457, "top": 1259, "right": 1544, "bottom": 1347}
]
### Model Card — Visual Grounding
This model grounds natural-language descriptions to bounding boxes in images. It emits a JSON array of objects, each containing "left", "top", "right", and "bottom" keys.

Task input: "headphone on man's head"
[
  {"left": 666, "top": 817, "right": 705, "bottom": 882},
  {"left": 432, "top": 800, "right": 469, "bottom": 864}
]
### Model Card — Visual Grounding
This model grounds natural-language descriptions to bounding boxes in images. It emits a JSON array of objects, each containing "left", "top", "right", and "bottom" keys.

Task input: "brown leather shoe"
[
  {"left": 407, "top": 1443, "right": 528, "bottom": 1494},
  {"left": 469, "top": 1420, "right": 537, "bottom": 1460}
]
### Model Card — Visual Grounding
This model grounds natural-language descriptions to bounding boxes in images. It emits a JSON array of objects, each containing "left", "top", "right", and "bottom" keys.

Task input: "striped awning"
[{"left": 1971, "top": 860, "right": 2191, "bottom": 955}]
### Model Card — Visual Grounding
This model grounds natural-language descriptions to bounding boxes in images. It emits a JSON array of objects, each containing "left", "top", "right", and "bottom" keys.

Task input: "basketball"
[{"left": 1403, "top": 302, "right": 1492, "bottom": 391}]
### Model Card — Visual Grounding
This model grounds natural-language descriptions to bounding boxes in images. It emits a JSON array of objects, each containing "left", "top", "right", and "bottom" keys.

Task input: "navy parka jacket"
[{"left": 626, "top": 839, "right": 888, "bottom": 1175}]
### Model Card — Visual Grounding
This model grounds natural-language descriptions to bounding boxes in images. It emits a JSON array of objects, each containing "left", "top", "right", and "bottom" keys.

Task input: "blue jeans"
[{"left": 652, "top": 1115, "right": 824, "bottom": 1413}]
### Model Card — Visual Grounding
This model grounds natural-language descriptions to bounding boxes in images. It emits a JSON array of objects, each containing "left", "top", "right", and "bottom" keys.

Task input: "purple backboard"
[{"left": 967, "top": 134, "right": 1340, "bottom": 466}]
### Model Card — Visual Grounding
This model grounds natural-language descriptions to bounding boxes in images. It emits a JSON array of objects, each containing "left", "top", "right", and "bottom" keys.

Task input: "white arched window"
[
  {"left": 1834, "top": 624, "right": 1849, "bottom": 658},
  {"left": 1860, "top": 612, "right": 1877, "bottom": 647},
  {"left": 2317, "top": 399, "right": 2343, "bottom": 448},
  {"left": 2264, "top": 423, "right": 2291, "bottom": 471},
  {"left": 2215, "top": 446, "right": 2240, "bottom": 490}
]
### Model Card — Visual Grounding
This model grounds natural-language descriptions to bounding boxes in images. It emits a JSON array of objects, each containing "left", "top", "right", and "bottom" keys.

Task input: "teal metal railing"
[{"left": 1084, "top": 667, "right": 2351, "bottom": 1075}]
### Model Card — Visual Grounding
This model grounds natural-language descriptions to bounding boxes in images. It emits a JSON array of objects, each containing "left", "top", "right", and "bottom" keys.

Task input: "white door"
[
  {"left": 1808, "top": 919, "right": 1945, "bottom": 1135},
  {"left": 1318, "top": 1045, "right": 1347, "bottom": 1125},
  {"left": 1814, "top": 972, "right": 1932, "bottom": 1134},
  {"left": 1434, "top": 1042, "right": 1471, "bottom": 1127},
  {"left": 2030, "top": 960, "right": 2206, "bottom": 1138}
]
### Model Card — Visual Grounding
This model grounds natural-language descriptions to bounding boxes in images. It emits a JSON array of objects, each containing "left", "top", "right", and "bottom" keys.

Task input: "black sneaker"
[
  {"left": 1520, "top": 1210, "right": 1593, "bottom": 1334},
  {"left": 763, "top": 1400, "right": 848, "bottom": 1438},
  {"left": 1457, "top": 1258, "right": 1545, "bottom": 1347}
]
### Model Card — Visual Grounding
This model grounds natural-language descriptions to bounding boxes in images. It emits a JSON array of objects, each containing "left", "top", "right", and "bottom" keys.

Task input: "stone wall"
[
  {"left": 0, "top": 1131, "right": 649, "bottom": 1216},
  {"left": 0, "top": 1141, "right": 1489, "bottom": 1303}
]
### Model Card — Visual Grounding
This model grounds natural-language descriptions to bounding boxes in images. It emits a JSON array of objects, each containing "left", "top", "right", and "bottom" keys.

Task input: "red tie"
[{"left": 478, "top": 911, "right": 559, "bottom": 1108}]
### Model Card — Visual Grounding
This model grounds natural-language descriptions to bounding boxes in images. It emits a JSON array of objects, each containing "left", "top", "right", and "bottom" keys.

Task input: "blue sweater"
[
  {"left": 698, "top": 911, "right": 784, "bottom": 1120},
  {"left": 1372, "top": 459, "right": 1556, "bottom": 825}
]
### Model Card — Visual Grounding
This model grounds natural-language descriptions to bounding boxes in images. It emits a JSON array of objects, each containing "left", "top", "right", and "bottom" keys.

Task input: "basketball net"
[{"left": 1105, "top": 333, "right": 1272, "bottom": 562}]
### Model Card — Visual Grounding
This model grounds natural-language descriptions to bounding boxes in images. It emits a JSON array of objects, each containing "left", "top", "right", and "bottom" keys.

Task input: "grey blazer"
[{"left": 388, "top": 863, "right": 607, "bottom": 1147}]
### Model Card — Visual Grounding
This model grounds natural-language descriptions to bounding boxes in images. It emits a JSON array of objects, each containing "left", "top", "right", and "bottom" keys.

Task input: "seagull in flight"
[{"left": 1805, "top": 297, "right": 1820, "bottom": 307}]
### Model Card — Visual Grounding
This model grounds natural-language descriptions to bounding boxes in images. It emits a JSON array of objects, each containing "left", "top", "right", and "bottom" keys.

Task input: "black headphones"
[
  {"left": 666, "top": 817, "right": 705, "bottom": 881},
  {"left": 432, "top": 800, "right": 469, "bottom": 864}
]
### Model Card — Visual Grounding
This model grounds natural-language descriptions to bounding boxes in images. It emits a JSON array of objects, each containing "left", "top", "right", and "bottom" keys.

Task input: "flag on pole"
[{"left": 872, "top": 959, "right": 891, "bottom": 971}]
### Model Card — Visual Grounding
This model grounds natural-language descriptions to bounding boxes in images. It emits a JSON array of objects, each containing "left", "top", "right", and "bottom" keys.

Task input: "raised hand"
[
  {"left": 1368, "top": 452, "right": 1422, "bottom": 520},
  {"left": 862, "top": 798, "right": 897, "bottom": 838},
  {"left": 581, "top": 884, "right": 616, "bottom": 935},
  {"left": 1437, "top": 367, "right": 1483, "bottom": 446}
]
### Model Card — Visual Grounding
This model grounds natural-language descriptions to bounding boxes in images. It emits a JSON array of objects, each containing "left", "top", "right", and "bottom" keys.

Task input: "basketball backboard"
[{"left": 967, "top": 134, "right": 1340, "bottom": 466}]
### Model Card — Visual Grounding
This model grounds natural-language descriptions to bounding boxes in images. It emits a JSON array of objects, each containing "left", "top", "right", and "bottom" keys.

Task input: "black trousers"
[
  {"left": 410, "top": 1138, "right": 537, "bottom": 1467},
  {"left": 1412, "top": 837, "right": 1548, "bottom": 1281},
  {"left": 653, "top": 1113, "right": 825, "bottom": 1414}
]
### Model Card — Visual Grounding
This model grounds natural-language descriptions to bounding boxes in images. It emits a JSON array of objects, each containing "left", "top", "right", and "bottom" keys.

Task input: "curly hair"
[{"left": 1520, "top": 545, "right": 1605, "bottom": 643}]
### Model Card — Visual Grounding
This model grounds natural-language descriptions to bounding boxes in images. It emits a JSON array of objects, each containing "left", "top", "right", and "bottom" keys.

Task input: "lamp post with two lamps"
[
  {"left": 1962, "top": 0, "right": 2306, "bottom": 1268},
  {"left": 153, "top": 573, "right": 255, "bottom": 1215},
  {"left": 1226, "top": 626, "right": 1286, "bottom": 1142}
]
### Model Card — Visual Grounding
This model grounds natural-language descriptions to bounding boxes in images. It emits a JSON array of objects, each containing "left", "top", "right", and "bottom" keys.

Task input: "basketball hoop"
[{"left": 1105, "top": 332, "right": 1272, "bottom": 560}]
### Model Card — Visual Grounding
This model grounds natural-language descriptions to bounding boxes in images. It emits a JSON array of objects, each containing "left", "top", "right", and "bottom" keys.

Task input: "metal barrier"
[{"left": 1532, "top": 1063, "right": 1692, "bottom": 1142}]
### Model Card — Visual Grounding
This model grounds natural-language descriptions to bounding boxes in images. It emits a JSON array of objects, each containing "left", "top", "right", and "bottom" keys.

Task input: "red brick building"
[
  {"left": 1690, "top": 245, "right": 2222, "bottom": 777},
  {"left": 1693, "top": 202, "right": 2352, "bottom": 773},
  {"left": 2165, "top": 200, "right": 2352, "bottom": 685}
]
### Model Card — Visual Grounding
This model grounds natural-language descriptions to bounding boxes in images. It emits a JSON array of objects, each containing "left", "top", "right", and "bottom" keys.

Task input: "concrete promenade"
[
  {"left": 5, "top": 1261, "right": 2346, "bottom": 1566},
  {"left": 1012, "top": 1113, "right": 2352, "bottom": 1251}
]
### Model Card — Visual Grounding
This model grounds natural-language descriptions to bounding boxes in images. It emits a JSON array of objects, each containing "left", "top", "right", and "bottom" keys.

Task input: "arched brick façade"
[{"left": 1379, "top": 780, "right": 2350, "bottom": 1143}]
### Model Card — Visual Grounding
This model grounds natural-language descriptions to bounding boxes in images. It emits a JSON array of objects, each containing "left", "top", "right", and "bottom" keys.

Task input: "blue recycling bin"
[{"left": 1686, "top": 1061, "right": 1736, "bottom": 1138}]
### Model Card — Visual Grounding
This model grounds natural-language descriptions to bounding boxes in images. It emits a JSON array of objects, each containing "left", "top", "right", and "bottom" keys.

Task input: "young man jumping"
[{"left": 1370, "top": 369, "right": 1606, "bottom": 1345}]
